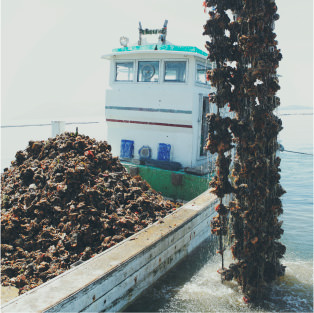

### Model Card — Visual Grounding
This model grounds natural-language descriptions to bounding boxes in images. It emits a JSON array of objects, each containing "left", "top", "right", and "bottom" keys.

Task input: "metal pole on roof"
[
  {"left": 138, "top": 21, "right": 143, "bottom": 45},
  {"left": 162, "top": 20, "right": 168, "bottom": 44}
]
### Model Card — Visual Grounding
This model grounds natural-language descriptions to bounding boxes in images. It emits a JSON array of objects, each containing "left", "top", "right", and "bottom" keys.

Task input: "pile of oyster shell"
[{"left": 1, "top": 133, "right": 179, "bottom": 294}]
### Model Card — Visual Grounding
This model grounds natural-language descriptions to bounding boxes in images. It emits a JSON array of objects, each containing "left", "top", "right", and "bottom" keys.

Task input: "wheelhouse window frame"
[
  {"left": 113, "top": 58, "right": 190, "bottom": 84},
  {"left": 115, "top": 61, "right": 135, "bottom": 82},
  {"left": 163, "top": 60, "right": 187, "bottom": 83},
  {"left": 196, "top": 62, "right": 211, "bottom": 85},
  {"left": 137, "top": 60, "right": 160, "bottom": 83}
]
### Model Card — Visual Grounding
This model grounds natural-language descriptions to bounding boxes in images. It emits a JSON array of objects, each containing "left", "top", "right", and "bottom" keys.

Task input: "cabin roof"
[{"left": 102, "top": 44, "right": 207, "bottom": 60}]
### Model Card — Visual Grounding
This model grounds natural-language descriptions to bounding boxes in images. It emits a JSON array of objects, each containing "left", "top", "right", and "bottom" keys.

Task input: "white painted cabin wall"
[
  {"left": 105, "top": 52, "right": 213, "bottom": 168},
  {"left": 108, "top": 122, "right": 194, "bottom": 166},
  {"left": 105, "top": 85, "right": 194, "bottom": 125}
]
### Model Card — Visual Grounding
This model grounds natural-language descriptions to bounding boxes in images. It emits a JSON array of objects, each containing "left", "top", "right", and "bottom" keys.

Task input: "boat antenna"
[
  {"left": 160, "top": 20, "right": 168, "bottom": 44},
  {"left": 138, "top": 20, "right": 168, "bottom": 46},
  {"left": 138, "top": 21, "right": 143, "bottom": 45}
]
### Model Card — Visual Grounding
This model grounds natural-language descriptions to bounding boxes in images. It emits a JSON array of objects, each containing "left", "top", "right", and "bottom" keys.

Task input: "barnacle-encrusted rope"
[{"left": 203, "top": 0, "right": 285, "bottom": 303}]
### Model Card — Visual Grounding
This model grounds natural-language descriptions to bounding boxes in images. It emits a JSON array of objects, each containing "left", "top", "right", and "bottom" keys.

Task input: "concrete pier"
[{"left": 1, "top": 191, "right": 218, "bottom": 312}]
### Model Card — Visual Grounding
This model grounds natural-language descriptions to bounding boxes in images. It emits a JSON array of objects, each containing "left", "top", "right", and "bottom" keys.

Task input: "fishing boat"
[{"left": 102, "top": 21, "right": 230, "bottom": 201}]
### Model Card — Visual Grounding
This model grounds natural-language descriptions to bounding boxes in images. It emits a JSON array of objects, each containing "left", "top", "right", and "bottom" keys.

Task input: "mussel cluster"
[
  {"left": 203, "top": 0, "right": 285, "bottom": 303},
  {"left": 1, "top": 133, "right": 180, "bottom": 294}
]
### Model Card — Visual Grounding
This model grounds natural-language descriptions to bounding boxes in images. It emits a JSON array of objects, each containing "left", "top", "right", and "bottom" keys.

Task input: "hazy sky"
[{"left": 1, "top": 0, "right": 313, "bottom": 124}]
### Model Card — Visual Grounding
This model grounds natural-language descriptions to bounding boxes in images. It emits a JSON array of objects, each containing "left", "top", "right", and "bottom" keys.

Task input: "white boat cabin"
[{"left": 102, "top": 23, "right": 225, "bottom": 171}]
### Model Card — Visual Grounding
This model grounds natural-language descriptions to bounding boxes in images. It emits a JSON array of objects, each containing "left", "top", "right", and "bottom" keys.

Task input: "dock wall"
[{"left": 2, "top": 191, "right": 218, "bottom": 313}]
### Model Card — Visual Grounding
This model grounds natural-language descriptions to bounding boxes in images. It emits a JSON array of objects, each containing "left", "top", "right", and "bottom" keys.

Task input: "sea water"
[
  {"left": 1, "top": 112, "right": 313, "bottom": 312},
  {"left": 125, "top": 112, "right": 313, "bottom": 312}
]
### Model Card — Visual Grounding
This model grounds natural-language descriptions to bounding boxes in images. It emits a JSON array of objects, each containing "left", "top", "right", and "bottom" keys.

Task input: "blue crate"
[
  {"left": 157, "top": 143, "right": 171, "bottom": 161},
  {"left": 120, "top": 139, "right": 134, "bottom": 158}
]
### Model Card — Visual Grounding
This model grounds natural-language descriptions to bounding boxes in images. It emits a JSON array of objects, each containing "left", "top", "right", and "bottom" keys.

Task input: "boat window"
[
  {"left": 115, "top": 62, "right": 134, "bottom": 81},
  {"left": 164, "top": 61, "right": 186, "bottom": 82},
  {"left": 138, "top": 61, "right": 159, "bottom": 82},
  {"left": 196, "top": 63, "right": 210, "bottom": 84}
]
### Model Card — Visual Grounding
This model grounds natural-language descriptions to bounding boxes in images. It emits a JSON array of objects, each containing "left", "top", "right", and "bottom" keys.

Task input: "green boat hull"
[{"left": 122, "top": 162, "right": 212, "bottom": 201}]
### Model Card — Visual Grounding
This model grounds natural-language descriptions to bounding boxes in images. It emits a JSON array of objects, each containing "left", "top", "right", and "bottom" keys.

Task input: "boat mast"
[{"left": 138, "top": 20, "right": 168, "bottom": 46}]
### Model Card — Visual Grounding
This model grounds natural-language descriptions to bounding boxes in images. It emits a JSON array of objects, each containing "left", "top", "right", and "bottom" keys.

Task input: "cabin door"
[
  {"left": 199, "top": 96, "right": 218, "bottom": 157},
  {"left": 200, "top": 96, "right": 210, "bottom": 156}
]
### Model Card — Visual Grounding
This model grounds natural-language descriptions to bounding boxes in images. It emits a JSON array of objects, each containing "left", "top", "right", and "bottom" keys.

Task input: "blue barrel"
[
  {"left": 157, "top": 143, "right": 171, "bottom": 161},
  {"left": 120, "top": 139, "right": 134, "bottom": 158}
]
